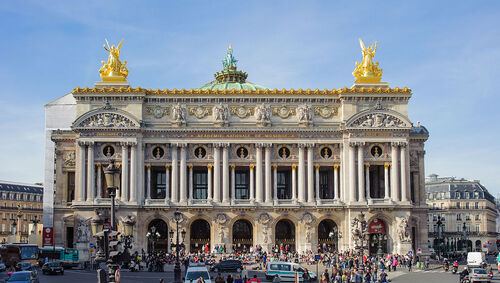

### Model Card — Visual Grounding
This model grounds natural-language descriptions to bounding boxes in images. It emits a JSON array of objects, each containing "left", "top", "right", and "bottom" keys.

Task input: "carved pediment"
[
  {"left": 73, "top": 107, "right": 141, "bottom": 129},
  {"left": 347, "top": 110, "right": 412, "bottom": 129}
]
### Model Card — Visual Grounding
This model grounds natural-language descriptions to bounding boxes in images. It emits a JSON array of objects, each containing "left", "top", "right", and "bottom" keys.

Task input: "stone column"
[
  {"left": 130, "top": 143, "right": 137, "bottom": 203},
  {"left": 76, "top": 142, "right": 86, "bottom": 202},
  {"left": 87, "top": 143, "right": 95, "bottom": 202},
  {"left": 255, "top": 145, "right": 263, "bottom": 203},
  {"left": 207, "top": 165, "right": 213, "bottom": 201},
  {"left": 188, "top": 165, "right": 193, "bottom": 202},
  {"left": 265, "top": 145, "right": 272, "bottom": 203},
  {"left": 315, "top": 165, "right": 320, "bottom": 202},
  {"left": 231, "top": 165, "right": 236, "bottom": 202},
  {"left": 213, "top": 145, "right": 221, "bottom": 203},
  {"left": 291, "top": 165, "right": 297, "bottom": 201},
  {"left": 384, "top": 164, "right": 390, "bottom": 200},
  {"left": 179, "top": 145, "right": 187, "bottom": 203},
  {"left": 249, "top": 165, "right": 255, "bottom": 201},
  {"left": 171, "top": 145, "right": 178, "bottom": 203},
  {"left": 137, "top": 141, "right": 145, "bottom": 205},
  {"left": 348, "top": 143, "right": 356, "bottom": 202},
  {"left": 273, "top": 165, "right": 278, "bottom": 203},
  {"left": 391, "top": 143, "right": 400, "bottom": 202},
  {"left": 222, "top": 145, "right": 229, "bottom": 203},
  {"left": 121, "top": 144, "right": 129, "bottom": 202},
  {"left": 307, "top": 145, "right": 314, "bottom": 203},
  {"left": 165, "top": 165, "right": 170, "bottom": 203},
  {"left": 298, "top": 145, "right": 306, "bottom": 203},
  {"left": 400, "top": 143, "right": 410, "bottom": 202},
  {"left": 96, "top": 164, "right": 102, "bottom": 199},
  {"left": 334, "top": 165, "right": 339, "bottom": 200},
  {"left": 357, "top": 144, "right": 365, "bottom": 202},
  {"left": 418, "top": 150, "right": 426, "bottom": 205},
  {"left": 365, "top": 164, "right": 371, "bottom": 199},
  {"left": 146, "top": 165, "right": 152, "bottom": 200}
]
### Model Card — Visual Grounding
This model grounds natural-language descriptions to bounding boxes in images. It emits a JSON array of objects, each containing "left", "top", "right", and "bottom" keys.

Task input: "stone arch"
[
  {"left": 232, "top": 219, "right": 254, "bottom": 252},
  {"left": 317, "top": 219, "right": 339, "bottom": 252},
  {"left": 189, "top": 219, "right": 211, "bottom": 253},
  {"left": 275, "top": 219, "right": 296, "bottom": 252},
  {"left": 366, "top": 215, "right": 391, "bottom": 255},
  {"left": 73, "top": 107, "right": 141, "bottom": 129}
]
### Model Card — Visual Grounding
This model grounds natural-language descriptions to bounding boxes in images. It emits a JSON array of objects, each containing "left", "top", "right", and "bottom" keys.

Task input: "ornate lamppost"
[
  {"left": 90, "top": 160, "right": 136, "bottom": 283},
  {"left": 353, "top": 212, "right": 368, "bottom": 256},
  {"left": 436, "top": 216, "right": 443, "bottom": 259},
  {"left": 31, "top": 215, "right": 40, "bottom": 235},
  {"left": 169, "top": 210, "right": 186, "bottom": 283},
  {"left": 462, "top": 221, "right": 469, "bottom": 253},
  {"left": 375, "top": 233, "right": 387, "bottom": 259},
  {"left": 328, "top": 227, "right": 342, "bottom": 252},
  {"left": 147, "top": 226, "right": 160, "bottom": 254}
]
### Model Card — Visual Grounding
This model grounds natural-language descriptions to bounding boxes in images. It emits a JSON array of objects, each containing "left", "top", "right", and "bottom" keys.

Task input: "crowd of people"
[{"left": 123, "top": 244, "right": 421, "bottom": 283}]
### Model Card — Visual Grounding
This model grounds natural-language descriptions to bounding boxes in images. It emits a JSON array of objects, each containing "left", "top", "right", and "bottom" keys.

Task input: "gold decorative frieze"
[
  {"left": 272, "top": 105, "right": 296, "bottom": 119},
  {"left": 314, "top": 105, "right": 339, "bottom": 118},
  {"left": 145, "top": 105, "right": 169, "bottom": 119},
  {"left": 230, "top": 105, "right": 254, "bottom": 118},
  {"left": 72, "top": 86, "right": 411, "bottom": 95},
  {"left": 188, "top": 105, "right": 212, "bottom": 119}
]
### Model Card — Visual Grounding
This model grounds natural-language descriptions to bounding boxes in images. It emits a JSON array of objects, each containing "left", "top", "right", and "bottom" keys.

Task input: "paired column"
[
  {"left": 291, "top": 165, "right": 297, "bottom": 201},
  {"left": 179, "top": 145, "right": 187, "bottom": 203},
  {"left": 249, "top": 165, "right": 255, "bottom": 201},
  {"left": 348, "top": 142, "right": 356, "bottom": 203},
  {"left": 86, "top": 142, "right": 95, "bottom": 202},
  {"left": 76, "top": 142, "right": 86, "bottom": 202},
  {"left": 231, "top": 165, "right": 236, "bottom": 202},
  {"left": 315, "top": 165, "right": 321, "bottom": 202},
  {"left": 307, "top": 145, "right": 314, "bottom": 203},
  {"left": 357, "top": 143, "right": 365, "bottom": 202},
  {"left": 265, "top": 145, "right": 272, "bottom": 203},
  {"left": 255, "top": 145, "right": 263, "bottom": 203},
  {"left": 273, "top": 165, "right": 278, "bottom": 202},
  {"left": 165, "top": 165, "right": 171, "bottom": 203},
  {"left": 297, "top": 145, "right": 306, "bottom": 203},
  {"left": 391, "top": 143, "right": 400, "bottom": 202},
  {"left": 400, "top": 143, "right": 410, "bottom": 202},
  {"left": 121, "top": 144, "right": 129, "bottom": 202},
  {"left": 171, "top": 145, "right": 178, "bottom": 203},
  {"left": 96, "top": 164, "right": 102, "bottom": 199},
  {"left": 222, "top": 145, "right": 229, "bottom": 203},
  {"left": 188, "top": 165, "right": 194, "bottom": 202},
  {"left": 384, "top": 164, "right": 390, "bottom": 200},
  {"left": 129, "top": 143, "right": 137, "bottom": 203},
  {"left": 207, "top": 165, "right": 213, "bottom": 201},
  {"left": 333, "top": 164, "right": 340, "bottom": 200},
  {"left": 213, "top": 145, "right": 221, "bottom": 203},
  {"left": 146, "top": 165, "right": 152, "bottom": 200},
  {"left": 365, "top": 164, "right": 370, "bottom": 199}
]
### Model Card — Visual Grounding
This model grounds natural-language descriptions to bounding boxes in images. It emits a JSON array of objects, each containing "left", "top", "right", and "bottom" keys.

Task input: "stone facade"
[{"left": 45, "top": 47, "right": 430, "bottom": 261}]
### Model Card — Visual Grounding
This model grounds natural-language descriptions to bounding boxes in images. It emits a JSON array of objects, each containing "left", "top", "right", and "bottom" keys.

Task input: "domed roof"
[{"left": 195, "top": 46, "right": 267, "bottom": 91}]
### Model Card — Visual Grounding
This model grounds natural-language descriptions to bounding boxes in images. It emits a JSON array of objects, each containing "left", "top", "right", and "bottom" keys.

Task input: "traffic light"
[
  {"left": 94, "top": 231, "right": 108, "bottom": 262},
  {"left": 108, "top": 231, "right": 123, "bottom": 260}
]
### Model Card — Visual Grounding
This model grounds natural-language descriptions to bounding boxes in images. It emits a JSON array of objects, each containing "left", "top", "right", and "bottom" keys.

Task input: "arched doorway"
[
  {"left": 368, "top": 218, "right": 387, "bottom": 255},
  {"left": 190, "top": 219, "right": 210, "bottom": 253},
  {"left": 147, "top": 219, "right": 168, "bottom": 253},
  {"left": 275, "top": 219, "right": 295, "bottom": 252},
  {"left": 232, "top": 220, "right": 253, "bottom": 252},
  {"left": 318, "top": 219, "right": 339, "bottom": 252}
]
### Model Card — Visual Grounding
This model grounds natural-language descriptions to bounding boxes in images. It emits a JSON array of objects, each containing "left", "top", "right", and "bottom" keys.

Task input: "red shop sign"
[
  {"left": 368, "top": 219, "right": 386, "bottom": 234},
  {"left": 42, "top": 226, "right": 54, "bottom": 247}
]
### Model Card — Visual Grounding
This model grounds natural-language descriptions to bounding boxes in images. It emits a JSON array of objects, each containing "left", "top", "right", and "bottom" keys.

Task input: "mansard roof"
[{"left": 0, "top": 180, "right": 43, "bottom": 194}]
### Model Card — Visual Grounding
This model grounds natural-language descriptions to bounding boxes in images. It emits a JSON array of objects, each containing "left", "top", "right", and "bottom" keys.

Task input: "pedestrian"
[
  {"left": 226, "top": 274, "right": 234, "bottom": 283},
  {"left": 303, "top": 268, "right": 311, "bottom": 283},
  {"left": 241, "top": 265, "right": 249, "bottom": 282},
  {"left": 272, "top": 274, "right": 281, "bottom": 282},
  {"left": 247, "top": 275, "right": 261, "bottom": 283},
  {"left": 215, "top": 273, "right": 225, "bottom": 283},
  {"left": 318, "top": 273, "right": 328, "bottom": 283},
  {"left": 234, "top": 275, "right": 242, "bottom": 283}
]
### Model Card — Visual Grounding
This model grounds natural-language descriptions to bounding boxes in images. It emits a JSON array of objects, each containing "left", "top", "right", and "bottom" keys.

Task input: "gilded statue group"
[
  {"left": 99, "top": 39, "right": 129, "bottom": 81},
  {"left": 352, "top": 38, "right": 383, "bottom": 83}
]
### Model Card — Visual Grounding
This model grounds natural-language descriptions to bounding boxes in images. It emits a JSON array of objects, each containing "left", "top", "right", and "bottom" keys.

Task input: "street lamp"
[
  {"left": 31, "top": 215, "right": 40, "bottom": 235},
  {"left": 462, "top": 221, "right": 468, "bottom": 252},
  {"left": 171, "top": 210, "right": 186, "bottom": 283},
  {"left": 436, "top": 216, "right": 443, "bottom": 259},
  {"left": 147, "top": 226, "right": 161, "bottom": 253},
  {"left": 375, "top": 233, "right": 387, "bottom": 259}
]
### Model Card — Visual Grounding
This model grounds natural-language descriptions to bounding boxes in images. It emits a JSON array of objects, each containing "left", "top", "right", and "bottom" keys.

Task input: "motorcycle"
[
  {"left": 460, "top": 276, "right": 470, "bottom": 283},
  {"left": 443, "top": 264, "right": 449, "bottom": 272},
  {"left": 129, "top": 261, "right": 138, "bottom": 272},
  {"left": 452, "top": 265, "right": 458, "bottom": 274}
]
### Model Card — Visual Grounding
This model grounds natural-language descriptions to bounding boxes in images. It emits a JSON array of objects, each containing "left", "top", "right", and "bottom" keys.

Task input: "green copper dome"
[{"left": 196, "top": 46, "right": 267, "bottom": 91}]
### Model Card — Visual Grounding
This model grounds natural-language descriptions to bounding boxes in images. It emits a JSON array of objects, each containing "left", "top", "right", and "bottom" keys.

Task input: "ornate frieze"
[
  {"left": 188, "top": 105, "right": 212, "bottom": 119},
  {"left": 230, "top": 105, "right": 254, "bottom": 118},
  {"left": 145, "top": 105, "right": 169, "bottom": 119},
  {"left": 297, "top": 104, "right": 313, "bottom": 126},
  {"left": 254, "top": 103, "right": 271, "bottom": 126},
  {"left": 314, "top": 105, "right": 339, "bottom": 118},
  {"left": 77, "top": 113, "right": 137, "bottom": 128},
  {"left": 171, "top": 103, "right": 186, "bottom": 127},
  {"left": 272, "top": 105, "right": 296, "bottom": 119},
  {"left": 351, "top": 113, "right": 408, "bottom": 128},
  {"left": 213, "top": 103, "right": 229, "bottom": 127}
]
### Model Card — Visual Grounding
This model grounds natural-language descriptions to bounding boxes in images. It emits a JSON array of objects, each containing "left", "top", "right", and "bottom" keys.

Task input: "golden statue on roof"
[
  {"left": 99, "top": 39, "right": 129, "bottom": 82},
  {"left": 352, "top": 39, "right": 383, "bottom": 83}
]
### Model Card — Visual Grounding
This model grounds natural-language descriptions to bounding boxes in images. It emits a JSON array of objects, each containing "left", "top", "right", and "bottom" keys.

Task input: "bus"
[
  {"left": 0, "top": 244, "right": 39, "bottom": 267},
  {"left": 39, "top": 247, "right": 79, "bottom": 268}
]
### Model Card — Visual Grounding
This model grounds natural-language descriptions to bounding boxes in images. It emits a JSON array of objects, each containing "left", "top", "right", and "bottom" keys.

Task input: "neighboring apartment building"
[
  {"left": 426, "top": 174, "right": 498, "bottom": 252},
  {"left": 0, "top": 180, "right": 43, "bottom": 243}
]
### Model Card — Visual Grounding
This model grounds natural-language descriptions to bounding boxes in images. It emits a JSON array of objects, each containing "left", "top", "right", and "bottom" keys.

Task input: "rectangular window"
[
  {"left": 235, "top": 170, "right": 250, "bottom": 199},
  {"left": 465, "top": 213, "right": 470, "bottom": 220},
  {"left": 475, "top": 202, "right": 479, "bottom": 209},
  {"left": 441, "top": 224, "right": 445, "bottom": 232},
  {"left": 152, "top": 171, "right": 166, "bottom": 199},
  {"left": 466, "top": 202, "right": 470, "bottom": 209},
  {"left": 440, "top": 203, "right": 444, "bottom": 209},
  {"left": 441, "top": 213, "right": 445, "bottom": 221},
  {"left": 456, "top": 202, "right": 460, "bottom": 209},
  {"left": 433, "top": 225, "right": 437, "bottom": 232},
  {"left": 193, "top": 170, "right": 208, "bottom": 199},
  {"left": 1, "top": 224, "right": 5, "bottom": 232},
  {"left": 433, "top": 214, "right": 437, "bottom": 221},
  {"left": 457, "top": 214, "right": 462, "bottom": 221},
  {"left": 319, "top": 170, "right": 330, "bottom": 199},
  {"left": 475, "top": 214, "right": 480, "bottom": 220},
  {"left": 67, "top": 172, "right": 75, "bottom": 202},
  {"left": 457, "top": 224, "right": 461, "bottom": 232},
  {"left": 277, "top": 170, "right": 290, "bottom": 199}
]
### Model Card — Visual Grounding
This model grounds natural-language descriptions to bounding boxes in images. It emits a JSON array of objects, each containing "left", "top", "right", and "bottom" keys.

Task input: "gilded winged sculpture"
[
  {"left": 99, "top": 39, "right": 129, "bottom": 82},
  {"left": 352, "top": 38, "right": 383, "bottom": 83}
]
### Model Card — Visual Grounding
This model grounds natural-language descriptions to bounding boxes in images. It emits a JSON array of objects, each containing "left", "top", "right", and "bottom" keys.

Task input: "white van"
[
  {"left": 266, "top": 261, "right": 317, "bottom": 282},
  {"left": 184, "top": 264, "right": 212, "bottom": 283},
  {"left": 467, "top": 252, "right": 486, "bottom": 268}
]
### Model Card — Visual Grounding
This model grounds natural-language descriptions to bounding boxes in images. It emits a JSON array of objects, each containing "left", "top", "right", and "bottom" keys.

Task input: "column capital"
[
  {"left": 292, "top": 164, "right": 297, "bottom": 170},
  {"left": 314, "top": 165, "right": 320, "bottom": 170},
  {"left": 384, "top": 163, "right": 390, "bottom": 169},
  {"left": 391, "top": 141, "right": 407, "bottom": 147},
  {"left": 188, "top": 165, "right": 194, "bottom": 170},
  {"left": 165, "top": 165, "right": 171, "bottom": 170},
  {"left": 116, "top": 162, "right": 121, "bottom": 168},
  {"left": 333, "top": 164, "right": 339, "bottom": 170},
  {"left": 173, "top": 142, "right": 188, "bottom": 148},
  {"left": 213, "top": 142, "right": 230, "bottom": 148},
  {"left": 365, "top": 164, "right": 370, "bottom": 169},
  {"left": 272, "top": 165, "right": 278, "bottom": 170},
  {"left": 230, "top": 165, "right": 236, "bottom": 170},
  {"left": 256, "top": 143, "right": 272, "bottom": 148},
  {"left": 207, "top": 164, "right": 213, "bottom": 170},
  {"left": 146, "top": 165, "right": 151, "bottom": 170},
  {"left": 299, "top": 143, "right": 315, "bottom": 148},
  {"left": 96, "top": 164, "right": 102, "bottom": 168},
  {"left": 249, "top": 164, "right": 255, "bottom": 170},
  {"left": 77, "top": 141, "right": 86, "bottom": 146}
]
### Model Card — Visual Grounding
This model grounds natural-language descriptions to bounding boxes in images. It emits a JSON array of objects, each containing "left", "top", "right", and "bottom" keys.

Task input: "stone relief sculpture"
[
  {"left": 254, "top": 103, "right": 271, "bottom": 126},
  {"left": 215, "top": 213, "right": 227, "bottom": 225},
  {"left": 218, "top": 229, "right": 225, "bottom": 242},
  {"left": 262, "top": 229, "right": 269, "bottom": 244},
  {"left": 398, "top": 217, "right": 411, "bottom": 242},
  {"left": 213, "top": 103, "right": 229, "bottom": 125},
  {"left": 76, "top": 217, "right": 91, "bottom": 243},
  {"left": 80, "top": 113, "right": 135, "bottom": 128},
  {"left": 352, "top": 113, "right": 407, "bottom": 128},
  {"left": 297, "top": 104, "right": 313, "bottom": 125},
  {"left": 257, "top": 213, "right": 272, "bottom": 226},
  {"left": 63, "top": 151, "right": 76, "bottom": 167},
  {"left": 172, "top": 103, "right": 186, "bottom": 126},
  {"left": 301, "top": 212, "right": 315, "bottom": 227}
]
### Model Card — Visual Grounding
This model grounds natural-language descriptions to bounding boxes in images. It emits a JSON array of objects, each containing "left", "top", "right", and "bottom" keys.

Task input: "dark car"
[
  {"left": 14, "top": 263, "right": 34, "bottom": 272},
  {"left": 210, "top": 260, "right": 243, "bottom": 273},
  {"left": 42, "top": 261, "right": 64, "bottom": 275},
  {"left": 7, "top": 271, "right": 39, "bottom": 283}
]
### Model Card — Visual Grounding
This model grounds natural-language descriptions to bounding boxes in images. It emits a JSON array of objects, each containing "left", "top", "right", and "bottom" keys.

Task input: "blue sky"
[{"left": 1, "top": 1, "right": 499, "bottom": 195}]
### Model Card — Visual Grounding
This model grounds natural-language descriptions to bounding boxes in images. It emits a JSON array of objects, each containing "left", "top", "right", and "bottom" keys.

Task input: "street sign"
[
  {"left": 42, "top": 227, "right": 54, "bottom": 247},
  {"left": 115, "top": 269, "right": 121, "bottom": 283},
  {"left": 417, "top": 248, "right": 422, "bottom": 254},
  {"left": 89, "top": 248, "right": 94, "bottom": 252},
  {"left": 315, "top": 255, "right": 321, "bottom": 260},
  {"left": 89, "top": 243, "right": 95, "bottom": 249},
  {"left": 408, "top": 251, "right": 413, "bottom": 255}
]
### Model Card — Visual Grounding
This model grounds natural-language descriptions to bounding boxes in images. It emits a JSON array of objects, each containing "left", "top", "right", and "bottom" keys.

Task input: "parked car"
[
  {"left": 185, "top": 264, "right": 211, "bottom": 283},
  {"left": 14, "top": 263, "right": 34, "bottom": 272},
  {"left": 210, "top": 260, "right": 243, "bottom": 273},
  {"left": 0, "top": 262, "right": 6, "bottom": 272},
  {"left": 6, "top": 271, "right": 39, "bottom": 283},
  {"left": 266, "top": 261, "right": 318, "bottom": 282},
  {"left": 42, "top": 261, "right": 64, "bottom": 275},
  {"left": 469, "top": 268, "right": 490, "bottom": 283}
]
